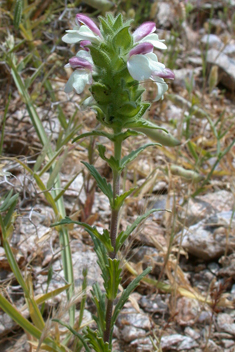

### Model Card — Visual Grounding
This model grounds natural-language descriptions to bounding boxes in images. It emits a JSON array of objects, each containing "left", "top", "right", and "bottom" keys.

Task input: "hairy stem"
[{"left": 104, "top": 137, "right": 122, "bottom": 344}]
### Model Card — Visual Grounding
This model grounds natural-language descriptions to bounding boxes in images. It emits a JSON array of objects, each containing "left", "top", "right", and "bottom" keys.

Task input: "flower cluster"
[
  {"left": 62, "top": 14, "right": 175, "bottom": 132},
  {"left": 63, "top": 15, "right": 174, "bottom": 101}
]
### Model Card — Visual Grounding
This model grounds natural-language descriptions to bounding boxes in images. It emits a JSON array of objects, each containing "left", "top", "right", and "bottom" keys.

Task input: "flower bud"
[
  {"left": 133, "top": 22, "right": 156, "bottom": 42},
  {"left": 75, "top": 14, "right": 101, "bottom": 37}
]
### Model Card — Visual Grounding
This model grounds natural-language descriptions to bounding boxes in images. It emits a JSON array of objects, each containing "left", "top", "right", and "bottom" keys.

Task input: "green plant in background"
[{"left": 51, "top": 13, "right": 179, "bottom": 351}]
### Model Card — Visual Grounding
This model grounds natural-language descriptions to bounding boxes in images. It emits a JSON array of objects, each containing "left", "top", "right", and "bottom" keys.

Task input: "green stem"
[{"left": 104, "top": 136, "right": 122, "bottom": 344}]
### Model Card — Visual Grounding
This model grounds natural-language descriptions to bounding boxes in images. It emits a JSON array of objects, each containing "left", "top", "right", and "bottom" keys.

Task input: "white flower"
[
  {"left": 64, "top": 50, "right": 94, "bottom": 94},
  {"left": 62, "top": 14, "right": 102, "bottom": 45},
  {"left": 127, "top": 43, "right": 174, "bottom": 101},
  {"left": 133, "top": 21, "right": 167, "bottom": 50}
]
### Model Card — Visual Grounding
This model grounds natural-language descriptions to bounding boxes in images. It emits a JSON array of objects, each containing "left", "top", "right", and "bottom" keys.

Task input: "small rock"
[
  {"left": 130, "top": 337, "right": 153, "bottom": 351},
  {"left": 219, "top": 253, "right": 235, "bottom": 278},
  {"left": 157, "top": 2, "right": 173, "bottom": 28},
  {"left": 161, "top": 334, "right": 198, "bottom": 350},
  {"left": 223, "top": 44, "right": 235, "bottom": 56},
  {"left": 222, "top": 339, "right": 235, "bottom": 348},
  {"left": 201, "top": 34, "right": 223, "bottom": 49},
  {"left": 176, "top": 297, "right": 200, "bottom": 326},
  {"left": 120, "top": 325, "right": 147, "bottom": 342},
  {"left": 185, "top": 326, "right": 201, "bottom": 340},
  {"left": 116, "top": 308, "right": 151, "bottom": 331},
  {"left": 198, "top": 310, "right": 212, "bottom": 324},
  {"left": 207, "top": 49, "right": 235, "bottom": 90},
  {"left": 205, "top": 339, "right": 223, "bottom": 352},
  {"left": 217, "top": 313, "right": 235, "bottom": 336},
  {"left": 180, "top": 211, "right": 235, "bottom": 260},
  {"left": 139, "top": 294, "right": 168, "bottom": 314}
]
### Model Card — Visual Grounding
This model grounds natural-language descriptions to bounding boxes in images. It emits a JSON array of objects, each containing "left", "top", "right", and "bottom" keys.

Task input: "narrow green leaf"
[
  {"left": 52, "top": 217, "right": 114, "bottom": 252},
  {"left": 33, "top": 174, "right": 58, "bottom": 215},
  {"left": 121, "top": 143, "right": 158, "bottom": 169},
  {"left": 85, "top": 327, "right": 111, "bottom": 352},
  {"left": 97, "top": 145, "right": 119, "bottom": 171},
  {"left": 34, "top": 142, "right": 51, "bottom": 172},
  {"left": 54, "top": 172, "right": 81, "bottom": 202},
  {"left": 82, "top": 162, "right": 113, "bottom": 205},
  {"left": 111, "top": 267, "right": 152, "bottom": 329},
  {"left": 25, "top": 62, "right": 45, "bottom": 89},
  {"left": 38, "top": 146, "right": 64, "bottom": 177},
  {"left": 3, "top": 197, "right": 18, "bottom": 230},
  {"left": 116, "top": 209, "right": 164, "bottom": 251},
  {"left": 187, "top": 141, "right": 199, "bottom": 162},
  {"left": 47, "top": 149, "right": 69, "bottom": 189},
  {"left": 13, "top": 0, "right": 23, "bottom": 29},
  {"left": 53, "top": 319, "right": 91, "bottom": 352},
  {"left": 91, "top": 283, "right": 106, "bottom": 334},
  {"left": 0, "top": 191, "right": 18, "bottom": 213},
  {"left": 113, "top": 187, "right": 136, "bottom": 210},
  {"left": 124, "top": 116, "right": 166, "bottom": 131},
  {"left": 73, "top": 131, "right": 115, "bottom": 143},
  {"left": 89, "top": 232, "right": 109, "bottom": 283}
]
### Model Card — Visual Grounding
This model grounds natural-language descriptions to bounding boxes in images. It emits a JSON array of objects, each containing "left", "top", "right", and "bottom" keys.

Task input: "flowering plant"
[{"left": 54, "top": 13, "right": 180, "bottom": 351}]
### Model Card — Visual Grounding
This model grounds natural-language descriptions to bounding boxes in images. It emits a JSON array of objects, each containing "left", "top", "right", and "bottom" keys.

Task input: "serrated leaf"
[
  {"left": 104, "top": 259, "right": 122, "bottom": 300},
  {"left": 111, "top": 267, "right": 151, "bottom": 329},
  {"left": 85, "top": 327, "right": 111, "bottom": 352},
  {"left": 52, "top": 217, "right": 113, "bottom": 252},
  {"left": 113, "top": 187, "right": 136, "bottom": 210},
  {"left": 91, "top": 283, "right": 106, "bottom": 334},
  {"left": 97, "top": 145, "right": 119, "bottom": 171},
  {"left": 116, "top": 209, "right": 163, "bottom": 251},
  {"left": 121, "top": 143, "right": 158, "bottom": 169},
  {"left": 82, "top": 161, "right": 113, "bottom": 205}
]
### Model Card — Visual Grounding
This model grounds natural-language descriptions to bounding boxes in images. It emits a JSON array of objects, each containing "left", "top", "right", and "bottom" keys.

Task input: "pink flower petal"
[
  {"left": 129, "top": 42, "right": 154, "bottom": 58},
  {"left": 80, "top": 40, "right": 91, "bottom": 51},
  {"left": 133, "top": 22, "right": 156, "bottom": 42},
  {"left": 153, "top": 68, "right": 175, "bottom": 80},
  {"left": 76, "top": 14, "right": 101, "bottom": 37},
  {"left": 69, "top": 56, "right": 93, "bottom": 71}
]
